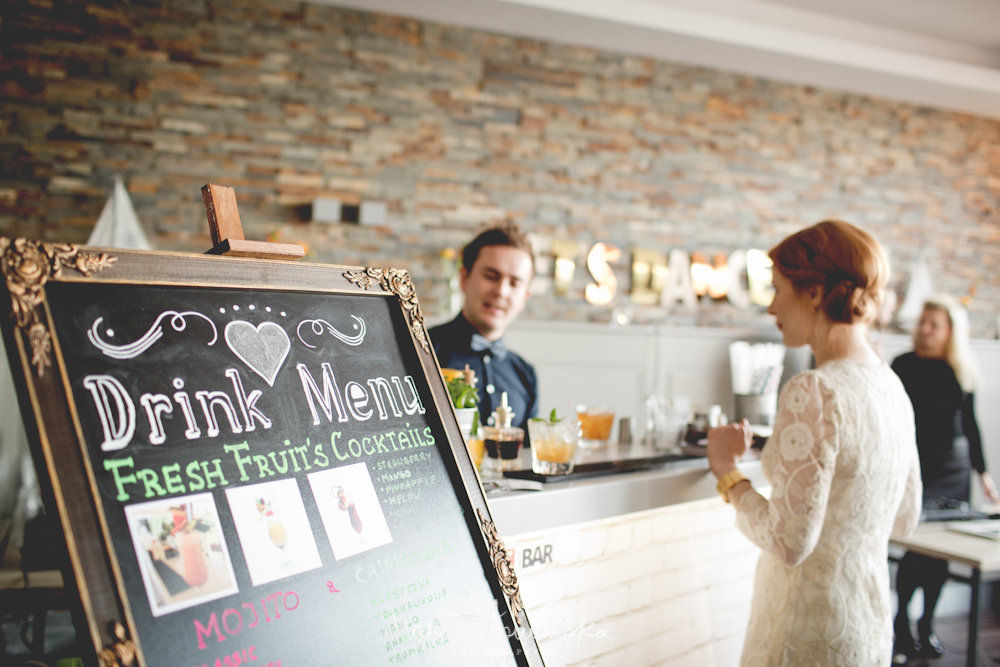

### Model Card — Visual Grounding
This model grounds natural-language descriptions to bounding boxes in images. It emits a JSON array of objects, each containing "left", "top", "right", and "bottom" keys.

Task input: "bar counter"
[
  {"left": 483, "top": 449, "right": 768, "bottom": 666},
  {"left": 486, "top": 452, "right": 766, "bottom": 536}
]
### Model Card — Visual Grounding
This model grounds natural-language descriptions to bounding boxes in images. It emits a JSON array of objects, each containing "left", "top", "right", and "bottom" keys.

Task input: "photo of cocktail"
[
  {"left": 177, "top": 529, "right": 209, "bottom": 589},
  {"left": 307, "top": 463, "right": 393, "bottom": 561},
  {"left": 225, "top": 479, "right": 323, "bottom": 587},
  {"left": 169, "top": 503, "right": 210, "bottom": 588},
  {"left": 528, "top": 411, "right": 580, "bottom": 475},
  {"left": 256, "top": 496, "right": 292, "bottom": 569},
  {"left": 267, "top": 513, "right": 288, "bottom": 549},
  {"left": 124, "top": 493, "right": 239, "bottom": 617},
  {"left": 333, "top": 485, "right": 363, "bottom": 534}
]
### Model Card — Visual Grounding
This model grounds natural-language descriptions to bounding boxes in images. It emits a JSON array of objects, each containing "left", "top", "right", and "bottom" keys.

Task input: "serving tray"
[{"left": 503, "top": 452, "right": 701, "bottom": 483}]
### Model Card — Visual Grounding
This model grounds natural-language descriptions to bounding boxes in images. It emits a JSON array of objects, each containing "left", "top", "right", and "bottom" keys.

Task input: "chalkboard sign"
[{"left": 0, "top": 238, "right": 543, "bottom": 667}]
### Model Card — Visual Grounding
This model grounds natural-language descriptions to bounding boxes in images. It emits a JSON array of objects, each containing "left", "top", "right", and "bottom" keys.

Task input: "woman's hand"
[
  {"left": 981, "top": 471, "right": 1000, "bottom": 506},
  {"left": 707, "top": 419, "right": 752, "bottom": 479}
]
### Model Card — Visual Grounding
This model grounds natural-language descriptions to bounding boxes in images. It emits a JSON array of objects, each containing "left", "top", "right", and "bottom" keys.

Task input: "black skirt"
[{"left": 923, "top": 435, "right": 972, "bottom": 502}]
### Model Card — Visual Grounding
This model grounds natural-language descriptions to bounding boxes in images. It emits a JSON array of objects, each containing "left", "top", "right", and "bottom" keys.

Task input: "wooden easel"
[{"left": 202, "top": 183, "right": 306, "bottom": 260}]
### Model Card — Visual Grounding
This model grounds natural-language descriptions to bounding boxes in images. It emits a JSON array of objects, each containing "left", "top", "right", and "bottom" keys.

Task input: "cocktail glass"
[
  {"left": 577, "top": 406, "right": 615, "bottom": 449},
  {"left": 334, "top": 486, "right": 364, "bottom": 534},
  {"left": 267, "top": 513, "right": 294, "bottom": 569},
  {"left": 257, "top": 497, "right": 292, "bottom": 569},
  {"left": 528, "top": 418, "right": 580, "bottom": 475},
  {"left": 266, "top": 514, "right": 286, "bottom": 548},
  {"left": 178, "top": 530, "right": 209, "bottom": 589},
  {"left": 467, "top": 437, "right": 485, "bottom": 469}
]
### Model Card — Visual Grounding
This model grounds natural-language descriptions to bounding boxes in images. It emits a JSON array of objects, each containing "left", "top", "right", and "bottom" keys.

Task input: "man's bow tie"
[{"left": 470, "top": 334, "right": 508, "bottom": 361}]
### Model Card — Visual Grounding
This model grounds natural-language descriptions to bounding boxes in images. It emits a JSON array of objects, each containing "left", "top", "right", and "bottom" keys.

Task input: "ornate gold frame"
[
  {"left": 0, "top": 237, "right": 116, "bottom": 375},
  {"left": 0, "top": 238, "right": 539, "bottom": 667},
  {"left": 344, "top": 266, "right": 429, "bottom": 352}
]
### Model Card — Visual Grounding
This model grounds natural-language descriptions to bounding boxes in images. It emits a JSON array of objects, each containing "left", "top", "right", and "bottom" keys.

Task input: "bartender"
[{"left": 429, "top": 223, "right": 538, "bottom": 434}]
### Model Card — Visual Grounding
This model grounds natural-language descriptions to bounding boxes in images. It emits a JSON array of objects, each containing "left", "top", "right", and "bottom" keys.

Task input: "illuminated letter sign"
[
  {"left": 585, "top": 243, "right": 620, "bottom": 305},
  {"left": 630, "top": 248, "right": 668, "bottom": 305}
]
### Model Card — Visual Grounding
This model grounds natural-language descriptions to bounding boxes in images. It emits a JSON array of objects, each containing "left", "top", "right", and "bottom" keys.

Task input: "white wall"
[
  {"left": 506, "top": 321, "right": 1000, "bottom": 499},
  {"left": 504, "top": 321, "right": 779, "bottom": 441}
]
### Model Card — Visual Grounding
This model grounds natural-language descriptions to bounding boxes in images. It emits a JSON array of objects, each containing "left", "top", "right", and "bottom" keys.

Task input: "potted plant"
[{"left": 441, "top": 367, "right": 480, "bottom": 442}]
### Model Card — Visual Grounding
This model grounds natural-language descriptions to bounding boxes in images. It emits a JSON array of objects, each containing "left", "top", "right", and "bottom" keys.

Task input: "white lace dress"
[{"left": 736, "top": 360, "right": 922, "bottom": 667}]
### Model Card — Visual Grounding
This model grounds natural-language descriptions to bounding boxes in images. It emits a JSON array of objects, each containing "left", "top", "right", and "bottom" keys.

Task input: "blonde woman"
[
  {"left": 891, "top": 296, "right": 998, "bottom": 659},
  {"left": 708, "top": 220, "right": 921, "bottom": 666}
]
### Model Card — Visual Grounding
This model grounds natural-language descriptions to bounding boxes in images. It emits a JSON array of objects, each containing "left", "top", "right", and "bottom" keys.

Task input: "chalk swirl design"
[
  {"left": 296, "top": 316, "right": 367, "bottom": 349},
  {"left": 88, "top": 311, "right": 218, "bottom": 359}
]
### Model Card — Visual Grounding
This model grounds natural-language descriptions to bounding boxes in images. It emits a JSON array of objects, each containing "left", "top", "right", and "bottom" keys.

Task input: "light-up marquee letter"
[
  {"left": 746, "top": 249, "right": 774, "bottom": 306},
  {"left": 551, "top": 239, "right": 580, "bottom": 297},
  {"left": 585, "top": 243, "right": 620, "bottom": 305},
  {"left": 631, "top": 248, "right": 668, "bottom": 305}
]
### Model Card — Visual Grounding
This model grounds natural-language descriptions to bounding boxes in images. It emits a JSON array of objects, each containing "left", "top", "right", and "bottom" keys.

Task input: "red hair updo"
[{"left": 768, "top": 220, "right": 888, "bottom": 325}]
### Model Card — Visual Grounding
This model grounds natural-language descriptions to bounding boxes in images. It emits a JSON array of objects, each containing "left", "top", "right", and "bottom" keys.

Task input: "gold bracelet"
[{"left": 716, "top": 468, "right": 749, "bottom": 503}]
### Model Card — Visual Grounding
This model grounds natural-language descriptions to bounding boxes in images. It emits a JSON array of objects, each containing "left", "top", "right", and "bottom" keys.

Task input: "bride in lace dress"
[{"left": 708, "top": 220, "right": 922, "bottom": 666}]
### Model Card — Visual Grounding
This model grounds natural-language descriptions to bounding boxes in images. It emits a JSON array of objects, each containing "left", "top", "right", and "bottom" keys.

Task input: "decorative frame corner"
[
  {"left": 344, "top": 267, "right": 429, "bottom": 353},
  {"left": 97, "top": 622, "right": 136, "bottom": 667},
  {"left": 0, "top": 237, "right": 116, "bottom": 376}
]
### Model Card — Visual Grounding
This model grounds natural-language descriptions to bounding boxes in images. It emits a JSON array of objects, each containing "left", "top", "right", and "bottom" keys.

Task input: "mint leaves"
[
  {"left": 446, "top": 376, "right": 480, "bottom": 409},
  {"left": 531, "top": 408, "right": 563, "bottom": 424}
]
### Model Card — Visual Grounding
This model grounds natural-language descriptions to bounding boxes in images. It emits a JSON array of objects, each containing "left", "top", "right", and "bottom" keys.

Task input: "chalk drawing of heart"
[{"left": 224, "top": 321, "right": 291, "bottom": 387}]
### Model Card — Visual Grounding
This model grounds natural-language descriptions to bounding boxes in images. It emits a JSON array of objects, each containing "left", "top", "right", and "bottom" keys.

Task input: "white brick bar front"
[{"left": 489, "top": 460, "right": 768, "bottom": 667}]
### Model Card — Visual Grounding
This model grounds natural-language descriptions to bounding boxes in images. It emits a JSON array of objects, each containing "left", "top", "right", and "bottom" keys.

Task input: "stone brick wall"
[
  {"left": 1, "top": 0, "right": 999, "bottom": 335},
  {"left": 504, "top": 497, "right": 759, "bottom": 666}
]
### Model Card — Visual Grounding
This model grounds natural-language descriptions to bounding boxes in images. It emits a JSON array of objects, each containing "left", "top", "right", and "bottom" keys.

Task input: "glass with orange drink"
[
  {"left": 576, "top": 406, "right": 615, "bottom": 449},
  {"left": 528, "top": 411, "right": 580, "bottom": 475}
]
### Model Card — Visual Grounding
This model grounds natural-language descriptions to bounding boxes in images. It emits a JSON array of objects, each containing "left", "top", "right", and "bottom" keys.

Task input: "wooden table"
[{"left": 890, "top": 523, "right": 1000, "bottom": 667}]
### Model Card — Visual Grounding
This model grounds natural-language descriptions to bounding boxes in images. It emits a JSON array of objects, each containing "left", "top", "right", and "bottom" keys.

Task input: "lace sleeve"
[
  {"left": 892, "top": 426, "right": 922, "bottom": 538},
  {"left": 735, "top": 372, "right": 839, "bottom": 567}
]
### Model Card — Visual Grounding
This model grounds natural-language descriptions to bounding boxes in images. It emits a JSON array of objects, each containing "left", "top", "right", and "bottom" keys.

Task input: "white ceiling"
[
  {"left": 319, "top": 0, "right": 1000, "bottom": 119},
  {"left": 762, "top": 0, "right": 1000, "bottom": 52}
]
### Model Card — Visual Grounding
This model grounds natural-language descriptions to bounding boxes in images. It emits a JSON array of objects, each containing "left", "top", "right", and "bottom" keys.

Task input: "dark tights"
[{"left": 895, "top": 551, "right": 949, "bottom": 632}]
